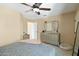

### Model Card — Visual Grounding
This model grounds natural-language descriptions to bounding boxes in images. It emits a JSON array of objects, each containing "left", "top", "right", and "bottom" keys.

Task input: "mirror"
[{"left": 44, "top": 21, "right": 58, "bottom": 33}]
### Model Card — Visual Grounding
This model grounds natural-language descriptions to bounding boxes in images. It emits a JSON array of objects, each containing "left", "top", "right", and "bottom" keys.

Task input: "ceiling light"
[{"left": 33, "top": 8, "right": 39, "bottom": 12}]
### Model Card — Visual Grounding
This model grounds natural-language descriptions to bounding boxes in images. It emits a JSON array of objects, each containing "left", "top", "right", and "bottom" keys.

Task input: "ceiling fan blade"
[
  {"left": 39, "top": 8, "right": 51, "bottom": 11},
  {"left": 21, "top": 3, "right": 32, "bottom": 7},
  {"left": 25, "top": 9, "right": 33, "bottom": 12},
  {"left": 33, "top": 3, "right": 42, "bottom": 8}
]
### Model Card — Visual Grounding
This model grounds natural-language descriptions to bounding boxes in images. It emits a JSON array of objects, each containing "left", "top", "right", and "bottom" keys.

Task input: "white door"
[{"left": 27, "top": 22, "right": 37, "bottom": 40}]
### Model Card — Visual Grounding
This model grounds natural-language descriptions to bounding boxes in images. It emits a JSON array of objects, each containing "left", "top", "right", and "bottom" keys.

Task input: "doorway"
[{"left": 27, "top": 22, "right": 37, "bottom": 40}]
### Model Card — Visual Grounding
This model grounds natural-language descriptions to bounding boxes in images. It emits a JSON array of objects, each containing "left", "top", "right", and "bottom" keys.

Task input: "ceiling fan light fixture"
[{"left": 33, "top": 8, "right": 39, "bottom": 12}]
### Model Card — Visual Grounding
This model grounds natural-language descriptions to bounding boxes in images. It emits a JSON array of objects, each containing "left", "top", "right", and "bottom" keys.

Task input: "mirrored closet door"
[{"left": 73, "top": 21, "right": 79, "bottom": 56}]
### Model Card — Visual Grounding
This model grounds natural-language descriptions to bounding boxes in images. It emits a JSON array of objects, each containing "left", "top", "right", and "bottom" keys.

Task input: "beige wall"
[
  {"left": 75, "top": 8, "right": 79, "bottom": 20},
  {"left": 59, "top": 12, "right": 75, "bottom": 45},
  {"left": 0, "top": 6, "right": 23, "bottom": 46},
  {"left": 21, "top": 15, "right": 27, "bottom": 33}
]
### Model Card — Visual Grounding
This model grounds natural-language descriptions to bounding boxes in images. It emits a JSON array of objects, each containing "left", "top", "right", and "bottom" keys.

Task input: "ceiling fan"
[{"left": 21, "top": 3, "right": 51, "bottom": 15}]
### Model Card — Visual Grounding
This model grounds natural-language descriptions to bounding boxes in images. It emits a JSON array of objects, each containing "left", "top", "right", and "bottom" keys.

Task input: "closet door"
[{"left": 73, "top": 22, "right": 79, "bottom": 55}]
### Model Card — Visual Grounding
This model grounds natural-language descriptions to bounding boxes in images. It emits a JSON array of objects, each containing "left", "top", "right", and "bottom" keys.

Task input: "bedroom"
[{"left": 0, "top": 3, "right": 79, "bottom": 56}]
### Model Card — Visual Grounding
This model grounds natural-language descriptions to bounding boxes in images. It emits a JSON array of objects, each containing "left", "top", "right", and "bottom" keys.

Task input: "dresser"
[{"left": 40, "top": 32, "right": 60, "bottom": 46}]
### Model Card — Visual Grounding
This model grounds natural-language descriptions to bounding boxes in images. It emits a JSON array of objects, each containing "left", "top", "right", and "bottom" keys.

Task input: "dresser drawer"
[{"left": 40, "top": 32, "right": 59, "bottom": 46}]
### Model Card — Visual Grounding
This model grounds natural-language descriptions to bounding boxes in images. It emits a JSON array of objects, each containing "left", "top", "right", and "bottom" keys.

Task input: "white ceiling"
[{"left": 0, "top": 3, "right": 79, "bottom": 20}]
